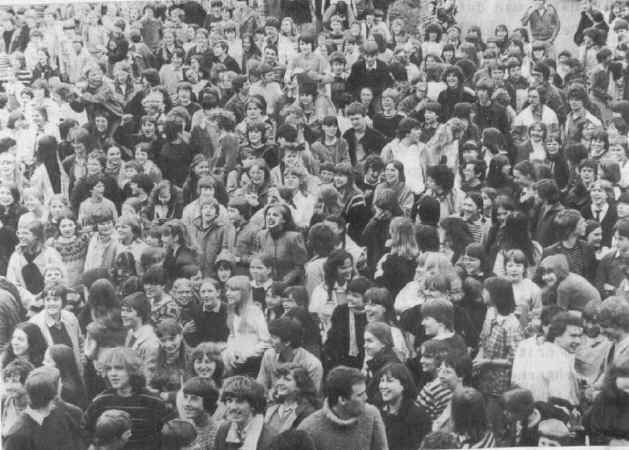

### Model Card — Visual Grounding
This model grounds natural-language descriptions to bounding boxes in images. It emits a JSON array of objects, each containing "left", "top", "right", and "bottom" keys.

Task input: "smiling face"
[
  {"left": 384, "top": 163, "right": 400, "bottom": 184},
  {"left": 159, "top": 332, "right": 182, "bottom": 355},
  {"left": 182, "top": 392, "right": 205, "bottom": 420},
  {"left": 58, "top": 217, "right": 76, "bottom": 239},
  {"left": 379, "top": 373, "right": 404, "bottom": 404},
  {"left": 274, "top": 370, "right": 299, "bottom": 400},
  {"left": 363, "top": 331, "right": 385, "bottom": 358},
  {"left": 105, "top": 363, "right": 131, "bottom": 391},
  {"left": 193, "top": 354, "right": 217, "bottom": 379},
  {"left": 265, "top": 207, "right": 285, "bottom": 229},
  {"left": 44, "top": 291, "right": 63, "bottom": 317},
  {"left": 121, "top": 305, "right": 141, "bottom": 329},
  {"left": 11, "top": 329, "right": 28, "bottom": 357},
  {"left": 224, "top": 396, "right": 254, "bottom": 426}
]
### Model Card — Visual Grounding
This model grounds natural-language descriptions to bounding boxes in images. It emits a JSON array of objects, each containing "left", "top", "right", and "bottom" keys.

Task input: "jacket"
[
  {"left": 187, "top": 217, "right": 234, "bottom": 277},
  {"left": 255, "top": 229, "right": 308, "bottom": 288},
  {"left": 30, "top": 310, "right": 84, "bottom": 375},
  {"left": 533, "top": 202, "right": 564, "bottom": 247},
  {"left": 539, "top": 254, "right": 601, "bottom": 312},
  {"left": 324, "top": 304, "right": 367, "bottom": 370},
  {"left": 264, "top": 401, "right": 317, "bottom": 432},
  {"left": 365, "top": 349, "right": 401, "bottom": 403},
  {"left": 346, "top": 59, "right": 394, "bottom": 98},
  {"left": 343, "top": 127, "right": 387, "bottom": 166},
  {"left": 124, "top": 324, "right": 160, "bottom": 372},
  {"left": 380, "top": 398, "right": 431, "bottom": 450}
]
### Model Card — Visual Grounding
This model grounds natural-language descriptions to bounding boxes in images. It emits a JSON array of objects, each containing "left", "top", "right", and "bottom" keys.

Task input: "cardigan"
[{"left": 30, "top": 310, "right": 83, "bottom": 376}]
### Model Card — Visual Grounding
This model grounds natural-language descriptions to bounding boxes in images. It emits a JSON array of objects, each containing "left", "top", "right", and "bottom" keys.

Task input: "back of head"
[{"left": 25, "top": 366, "right": 60, "bottom": 409}]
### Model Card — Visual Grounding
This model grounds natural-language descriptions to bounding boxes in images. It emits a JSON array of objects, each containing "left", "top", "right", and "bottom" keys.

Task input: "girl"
[
  {"left": 364, "top": 287, "right": 410, "bottom": 362},
  {"left": 187, "top": 342, "right": 225, "bottom": 388},
  {"left": 43, "top": 343, "right": 87, "bottom": 410},
  {"left": 492, "top": 211, "right": 541, "bottom": 278},
  {"left": 150, "top": 319, "right": 187, "bottom": 406},
  {"left": 373, "top": 161, "right": 414, "bottom": 217},
  {"left": 374, "top": 217, "right": 419, "bottom": 298},
  {"left": 1, "top": 322, "right": 47, "bottom": 368},
  {"left": 504, "top": 249, "right": 542, "bottom": 333},
  {"left": 29, "top": 135, "right": 68, "bottom": 205},
  {"left": 451, "top": 387, "right": 496, "bottom": 448},
  {"left": 364, "top": 322, "right": 401, "bottom": 403},
  {"left": 50, "top": 212, "right": 90, "bottom": 288},
  {"left": 282, "top": 166, "right": 316, "bottom": 228}
]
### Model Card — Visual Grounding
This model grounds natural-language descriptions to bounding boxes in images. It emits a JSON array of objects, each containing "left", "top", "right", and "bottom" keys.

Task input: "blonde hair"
[{"left": 389, "top": 217, "right": 419, "bottom": 260}]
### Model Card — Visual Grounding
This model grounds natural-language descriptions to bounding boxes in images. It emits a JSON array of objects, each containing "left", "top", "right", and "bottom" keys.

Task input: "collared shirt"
[{"left": 591, "top": 202, "right": 609, "bottom": 222}]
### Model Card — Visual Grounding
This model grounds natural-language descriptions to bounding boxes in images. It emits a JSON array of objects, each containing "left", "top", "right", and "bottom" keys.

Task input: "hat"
[
  {"left": 365, "top": 322, "right": 393, "bottom": 349},
  {"left": 503, "top": 388, "right": 535, "bottom": 419},
  {"left": 538, "top": 419, "right": 570, "bottom": 440}
]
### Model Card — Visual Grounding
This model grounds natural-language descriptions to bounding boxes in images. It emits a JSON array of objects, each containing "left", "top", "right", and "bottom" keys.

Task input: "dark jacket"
[
  {"left": 343, "top": 127, "right": 387, "bottom": 166},
  {"left": 346, "top": 59, "right": 394, "bottom": 98},
  {"left": 324, "top": 304, "right": 367, "bottom": 370},
  {"left": 375, "top": 254, "right": 418, "bottom": 299},
  {"left": 581, "top": 202, "right": 618, "bottom": 248},
  {"left": 541, "top": 240, "right": 597, "bottom": 280},
  {"left": 163, "top": 245, "right": 198, "bottom": 283},
  {"left": 186, "top": 301, "right": 229, "bottom": 347},
  {"left": 584, "top": 382, "right": 629, "bottom": 444},
  {"left": 437, "top": 86, "right": 476, "bottom": 120},
  {"left": 380, "top": 398, "right": 432, "bottom": 450},
  {"left": 533, "top": 202, "right": 564, "bottom": 247}
]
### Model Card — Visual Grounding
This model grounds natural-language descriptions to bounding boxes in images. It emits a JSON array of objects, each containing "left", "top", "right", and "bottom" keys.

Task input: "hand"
[
  {"left": 182, "top": 321, "right": 197, "bottom": 334},
  {"left": 604, "top": 283, "right": 616, "bottom": 293},
  {"left": 121, "top": 114, "right": 133, "bottom": 124},
  {"left": 473, "top": 358, "right": 490, "bottom": 369}
]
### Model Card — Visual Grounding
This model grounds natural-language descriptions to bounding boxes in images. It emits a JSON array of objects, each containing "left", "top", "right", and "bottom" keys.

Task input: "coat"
[
  {"left": 343, "top": 127, "right": 387, "bottom": 166},
  {"left": 380, "top": 398, "right": 431, "bottom": 450},
  {"left": 264, "top": 401, "right": 317, "bottom": 432},
  {"left": 30, "top": 310, "right": 84, "bottom": 376},
  {"left": 255, "top": 229, "right": 308, "bottom": 288},
  {"left": 533, "top": 203, "right": 564, "bottom": 247},
  {"left": 324, "top": 304, "right": 367, "bottom": 370},
  {"left": 187, "top": 218, "right": 234, "bottom": 277}
]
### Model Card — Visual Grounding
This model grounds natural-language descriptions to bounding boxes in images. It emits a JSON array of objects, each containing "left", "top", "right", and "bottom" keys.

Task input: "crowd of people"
[{"left": 2, "top": 0, "right": 629, "bottom": 448}]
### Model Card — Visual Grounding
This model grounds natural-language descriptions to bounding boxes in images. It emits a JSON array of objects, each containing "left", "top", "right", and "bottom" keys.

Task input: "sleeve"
[
  {"left": 256, "top": 350, "right": 272, "bottom": 390},
  {"left": 6, "top": 252, "right": 23, "bottom": 288},
  {"left": 252, "top": 308, "right": 271, "bottom": 357},
  {"left": 370, "top": 408, "right": 390, "bottom": 450},
  {"left": 505, "top": 321, "right": 523, "bottom": 362}
]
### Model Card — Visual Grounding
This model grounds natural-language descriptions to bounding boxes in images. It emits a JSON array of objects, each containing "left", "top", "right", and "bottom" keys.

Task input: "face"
[
  {"left": 87, "top": 159, "right": 102, "bottom": 175},
  {"left": 347, "top": 292, "right": 365, "bottom": 312},
  {"left": 580, "top": 167, "right": 595, "bottom": 184},
  {"left": 610, "top": 144, "right": 627, "bottom": 163},
  {"left": 348, "top": 114, "right": 364, "bottom": 130},
  {"left": 45, "top": 291, "right": 63, "bottom": 316},
  {"left": 422, "top": 316, "right": 440, "bottom": 336},
  {"left": 193, "top": 354, "right": 217, "bottom": 379},
  {"left": 384, "top": 164, "right": 400, "bottom": 184},
  {"left": 45, "top": 268, "right": 62, "bottom": 284},
  {"left": 17, "top": 226, "right": 36, "bottom": 247},
  {"left": 121, "top": 305, "right": 141, "bottom": 328},
  {"left": 11, "top": 329, "right": 28, "bottom": 357},
  {"left": 496, "top": 206, "right": 510, "bottom": 224},
  {"left": 249, "top": 165, "right": 265, "bottom": 185},
  {"left": 58, "top": 218, "right": 76, "bottom": 239},
  {"left": 246, "top": 103, "right": 262, "bottom": 120},
  {"left": 379, "top": 373, "right": 404, "bottom": 403},
  {"left": 159, "top": 332, "right": 182, "bottom": 355},
  {"left": 540, "top": 267, "right": 558, "bottom": 286},
  {"left": 266, "top": 207, "right": 285, "bottom": 229},
  {"left": 106, "top": 363, "right": 131, "bottom": 390},
  {"left": 420, "top": 349, "right": 437, "bottom": 373},
  {"left": 587, "top": 226, "right": 603, "bottom": 247},
  {"left": 505, "top": 260, "right": 525, "bottom": 282},
  {"left": 340, "top": 382, "right": 367, "bottom": 417},
  {"left": 555, "top": 324, "right": 583, "bottom": 353},
  {"left": 446, "top": 73, "right": 459, "bottom": 88},
  {"left": 96, "top": 219, "right": 114, "bottom": 238},
  {"left": 437, "top": 363, "right": 459, "bottom": 391},
  {"left": 224, "top": 396, "right": 254, "bottom": 426},
  {"left": 182, "top": 393, "right": 205, "bottom": 420},
  {"left": 274, "top": 370, "right": 299, "bottom": 400},
  {"left": 249, "top": 259, "right": 271, "bottom": 282},
  {"left": 461, "top": 197, "right": 479, "bottom": 220},
  {"left": 365, "top": 300, "right": 386, "bottom": 323},
  {"left": 337, "top": 258, "right": 353, "bottom": 282},
  {"left": 590, "top": 185, "right": 606, "bottom": 204}
]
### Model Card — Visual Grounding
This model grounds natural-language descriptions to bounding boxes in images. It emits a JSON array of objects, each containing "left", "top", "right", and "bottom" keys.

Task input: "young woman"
[
  {"left": 503, "top": 249, "right": 542, "bottom": 333},
  {"left": 158, "top": 119, "right": 196, "bottom": 187},
  {"left": 50, "top": 212, "right": 90, "bottom": 288},
  {"left": 255, "top": 204, "right": 308, "bottom": 290},
  {"left": 373, "top": 161, "right": 414, "bottom": 217},
  {"left": 377, "top": 362, "right": 432, "bottom": 450},
  {"left": 223, "top": 276, "right": 270, "bottom": 377},
  {"left": 364, "top": 287, "right": 410, "bottom": 362},
  {"left": 364, "top": 322, "right": 401, "bottom": 403},
  {"left": 7, "top": 219, "right": 65, "bottom": 297},
  {"left": 43, "top": 343, "right": 87, "bottom": 410},
  {"left": 309, "top": 249, "right": 354, "bottom": 338},
  {"left": 149, "top": 319, "right": 187, "bottom": 406},
  {"left": 374, "top": 217, "right": 419, "bottom": 298},
  {"left": 282, "top": 166, "right": 316, "bottom": 229},
  {"left": 84, "top": 347, "right": 174, "bottom": 450},
  {"left": 29, "top": 135, "right": 68, "bottom": 205},
  {"left": 474, "top": 277, "right": 523, "bottom": 432},
  {"left": 187, "top": 342, "right": 225, "bottom": 388},
  {"left": 1, "top": 322, "right": 47, "bottom": 369},
  {"left": 491, "top": 211, "right": 541, "bottom": 278},
  {"left": 264, "top": 363, "right": 319, "bottom": 432},
  {"left": 232, "top": 159, "right": 273, "bottom": 214}
]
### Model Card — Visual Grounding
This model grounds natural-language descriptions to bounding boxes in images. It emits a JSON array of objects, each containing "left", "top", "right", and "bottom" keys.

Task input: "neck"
[
  {"left": 48, "top": 311, "right": 61, "bottom": 322},
  {"left": 279, "top": 346, "right": 296, "bottom": 362},
  {"left": 386, "top": 396, "right": 403, "bottom": 414},
  {"left": 331, "top": 404, "right": 354, "bottom": 420},
  {"left": 563, "top": 235, "right": 577, "bottom": 248}
]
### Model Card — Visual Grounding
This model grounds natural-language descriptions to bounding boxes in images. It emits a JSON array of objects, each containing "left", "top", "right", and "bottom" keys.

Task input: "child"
[
  {"left": 143, "top": 266, "right": 178, "bottom": 324},
  {"left": 89, "top": 409, "right": 132, "bottom": 450}
]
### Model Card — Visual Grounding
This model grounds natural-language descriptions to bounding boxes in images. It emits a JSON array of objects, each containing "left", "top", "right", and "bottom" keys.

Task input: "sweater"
[
  {"left": 298, "top": 401, "right": 389, "bottom": 450},
  {"left": 380, "top": 398, "right": 431, "bottom": 450}
]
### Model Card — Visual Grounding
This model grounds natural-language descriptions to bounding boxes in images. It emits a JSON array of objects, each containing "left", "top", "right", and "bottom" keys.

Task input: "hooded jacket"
[{"left": 540, "top": 254, "right": 601, "bottom": 312}]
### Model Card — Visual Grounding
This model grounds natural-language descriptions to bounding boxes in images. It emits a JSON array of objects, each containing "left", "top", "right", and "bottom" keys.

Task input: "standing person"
[
  {"left": 4, "top": 366, "right": 84, "bottom": 450},
  {"left": 120, "top": 292, "right": 160, "bottom": 372},
  {"left": 363, "top": 322, "right": 401, "bottom": 403},
  {"left": 83, "top": 347, "right": 174, "bottom": 450},
  {"left": 42, "top": 344, "right": 88, "bottom": 410},
  {"left": 214, "top": 376, "right": 278, "bottom": 450},
  {"left": 298, "top": 366, "right": 389, "bottom": 450},
  {"left": 376, "top": 362, "right": 431, "bottom": 450},
  {"left": 520, "top": 0, "right": 560, "bottom": 58},
  {"left": 584, "top": 364, "right": 629, "bottom": 445}
]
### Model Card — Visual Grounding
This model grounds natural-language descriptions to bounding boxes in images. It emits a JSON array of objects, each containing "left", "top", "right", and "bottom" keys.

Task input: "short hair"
[
  {"left": 325, "top": 365, "right": 365, "bottom": 406},
  {"left": 25, "top": 366, "right": 60, "bottom": 409},
  {"left": 307, "top": 223, "right": 336, "bottom": 257},
  {"left": 421, "top": 298, "right": 454, "bottom": 330},
  {"left": 142, "top": 265, "right": 166, "bottom": 286},
  {"left": 598, "top": 296, "right": 629, "bottom": 331},
  {"left": 268, "top": 317, "right": 303, "bottom": 348},
  {"left": 182, "top": 377, "right": 219, "bottom": 414},
  {"left": 92, "top": 409, "right": 132, "bottom": 447},
  {"left": 2, "top": 358, "right": 35, "bottom": 384},
  {"left": 553, "top": 209, "right": 583, "bottom": 241},
  {"left": 345, "top": 101, "right": 367, "bottom": 116},
  {"left": 121, "top": 292, "right": 151, "bottom": 323},
  {"left": 546, "top": 312, "right": 583, "bottom": 342},
  {"left": 535, "top": 178, "right": 560, "bottom": 204},
  {"left": 221, "top": 376, "right": 266, "bottom": 414}
]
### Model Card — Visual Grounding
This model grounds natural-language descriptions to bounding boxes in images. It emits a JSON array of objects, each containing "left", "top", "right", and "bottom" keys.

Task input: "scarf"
[{"left": 225, "top": 414, "right": 265, "bottom": 450}]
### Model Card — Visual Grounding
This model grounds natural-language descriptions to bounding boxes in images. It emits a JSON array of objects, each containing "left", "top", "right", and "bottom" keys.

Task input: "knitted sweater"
[{"left": 298, "top": 401, "right": 389, "bottom": 450}]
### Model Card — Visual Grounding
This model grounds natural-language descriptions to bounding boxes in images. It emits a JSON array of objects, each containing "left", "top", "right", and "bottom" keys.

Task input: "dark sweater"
[
  {"left": 185, "top": 302, "right": 230, "bottom": 347},
  {"left": 83, "top": 388, "right": 174, "bottom": 450},
  {"left": 324, "top": 304, "right": 367, "bottom": 370},
  {"left": 380, "top": 398, "right": 431, "bottom": 450},
  {"left": 5, "top": 400, "right": 84, "bottom": 450}
]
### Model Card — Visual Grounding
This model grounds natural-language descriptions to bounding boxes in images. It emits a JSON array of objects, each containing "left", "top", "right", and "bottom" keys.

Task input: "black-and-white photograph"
[{"left": 0, "top": 0, "right": 624, "bottom": 448}]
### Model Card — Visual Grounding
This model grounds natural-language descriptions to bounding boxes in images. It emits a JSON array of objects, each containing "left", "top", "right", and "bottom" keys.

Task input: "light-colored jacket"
[{"left": 30, "top": 309, "right": 84, "bottom": 375}]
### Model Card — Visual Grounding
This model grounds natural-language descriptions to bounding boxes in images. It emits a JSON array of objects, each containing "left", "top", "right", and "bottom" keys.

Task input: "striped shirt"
[
  {"left": 83, "top": 388, "right": 175, "bottom": 450},
  {"left": 417, "top": 378, "right": 453, "bottom": 421}
]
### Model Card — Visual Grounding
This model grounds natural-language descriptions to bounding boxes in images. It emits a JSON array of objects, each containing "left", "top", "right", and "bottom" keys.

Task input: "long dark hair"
[
  {"left": 1, "top": 322, "right": 48, "bottom": 368},
  {"left": 500, "top": 211, "right": 535, "bottom": 265},
  {"left": 452, "top": 387, "right": 491, "bottom": 445},
  {"left": 274, "top": 363, "right": 321, "bottom": 409},
  {"left": 484, "top": 277, "right": 516, "bottom": 315},
  {"left": 47, "top": 344, "right": 87, "bottom": 404},
  {"left": 323, "top": 249, "right": 353, "bottom": 299},
  {"left": 35, "top": 135, "right": 62, "bottom": 193}
]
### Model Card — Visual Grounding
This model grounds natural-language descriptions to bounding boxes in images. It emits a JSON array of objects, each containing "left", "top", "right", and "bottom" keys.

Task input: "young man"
[
  {"left": 595, "top": 219, "right": 629, "bottom": 295},
  {"left": 4, "top": 366, "right": 84, "bottom": 450},
  {"left": 257, "top": 317, "right": 323, "bottom": 393},
  {"left": 298, "top": 366, "right": 389, "bottom": 450},
  {"left": 501, "top": 388, "right": 543, "bottom": 447},
  {"left": 346, "top": 41, "right": 393, "bottom": 101},
  {"left": 212, "top": 40, "right": 240, "bottom": 74},
  {"left": 84, "top": 207, "right": 122, "bottom": 271},
  {"left": 520, "top": 0, "right": 560, "bottom": 57},
  {"left": 342, "top": 102, "right": 386, "bottom": 165},
  {"left": 181, "top": 377, "right": 220, "bottom": 450},
  {"left": 121, "top": 292, "right": 160, "bottom": 370}
]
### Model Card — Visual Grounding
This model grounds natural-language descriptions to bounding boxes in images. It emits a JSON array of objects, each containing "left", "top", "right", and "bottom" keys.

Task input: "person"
[
  {"left": 450, "top": 387, "right": 496, "bottom": 448},
  {"left": 501, "top": 388, "right": 543, "bottom": 447},
  {"left": 42, "top": 344, "right": 87, "bottom": 410},
  {"left": 29, "top": 283, "right": 83, "bottom": 377},
  {"left": 0, "top": 278, "right": 23, "bottom": 350},
  {"left": 83, "top": 347, "right": 174, "bottom": 450},
  {"left": 257, "top": 317, "right": 323, "bottom": 393},
  {"left": 4, "top": 366, "right": 84, "bottom": 450},
  {"left": 223, "top": 276, "right": 271, "bottom": 377},
  {"left": 537, "top": 418, "right": 571, "bottom": 446},
  {"left": 363, "top": 322, "right": 401, "bottom": 403},
  {"left": 214, "top": 375, "right": 278, "bottom": 449},
  {"left": 185, "top": 278, "right": 230, "bottom": 347},
  {"left": 520, "top": 0, "right": 560, "bottom": 58},
  {"left": 376, "top": 362, "right": 431, "bottom": 450},
  {"left": 120, "top": 292, "right": 160, "bottom": 372},
  {"left": 1, "top": 321, "right": 48, "bottom": 369},
  {"left": 180, "top": 377, "right": 221, "bottom": 450},
  {"left": 539, "top": 254, "right": 601, "bottom": 312},
  {"left": 88, "top": 409, "right": 133, "bottom": 450},
  {"left": 264, "top": 363, "right": 319, "bottom": 432},
  {"left": 593, "top": 296, "right": 629, "bottom": 388},
  {"left": 297, "top": 365, "right": 389, "bottom": 450}
]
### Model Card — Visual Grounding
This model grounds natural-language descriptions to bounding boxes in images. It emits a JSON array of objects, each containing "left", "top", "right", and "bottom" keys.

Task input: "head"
[
  {"left": 189, "top": 342, "right": 224, "bottom": 385},
  {"left": 325, "top": 366, "right": 367, "bottom": 417},
  {"left": 221, "top": 376, "right": 266, "bottom": 425},
  {"left": 99, "top": 347, "right": 145, "bottom": 393},
  {"left": 547, "top": 312, "right": 583, "bottom": 353}
]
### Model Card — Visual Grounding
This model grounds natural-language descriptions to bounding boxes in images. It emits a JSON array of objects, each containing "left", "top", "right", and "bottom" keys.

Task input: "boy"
[
  {"left": 84, "top": 207, "right": 122, "bottom": 271},
  {"left": 91, "top": 409, "right": 133, "bottom": 450},
  {"left": 142, "top": 266, "right": 178, "bottom": 324},
  {"left": 250, "top": 253, "right": 274, "bottom": 308}
]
